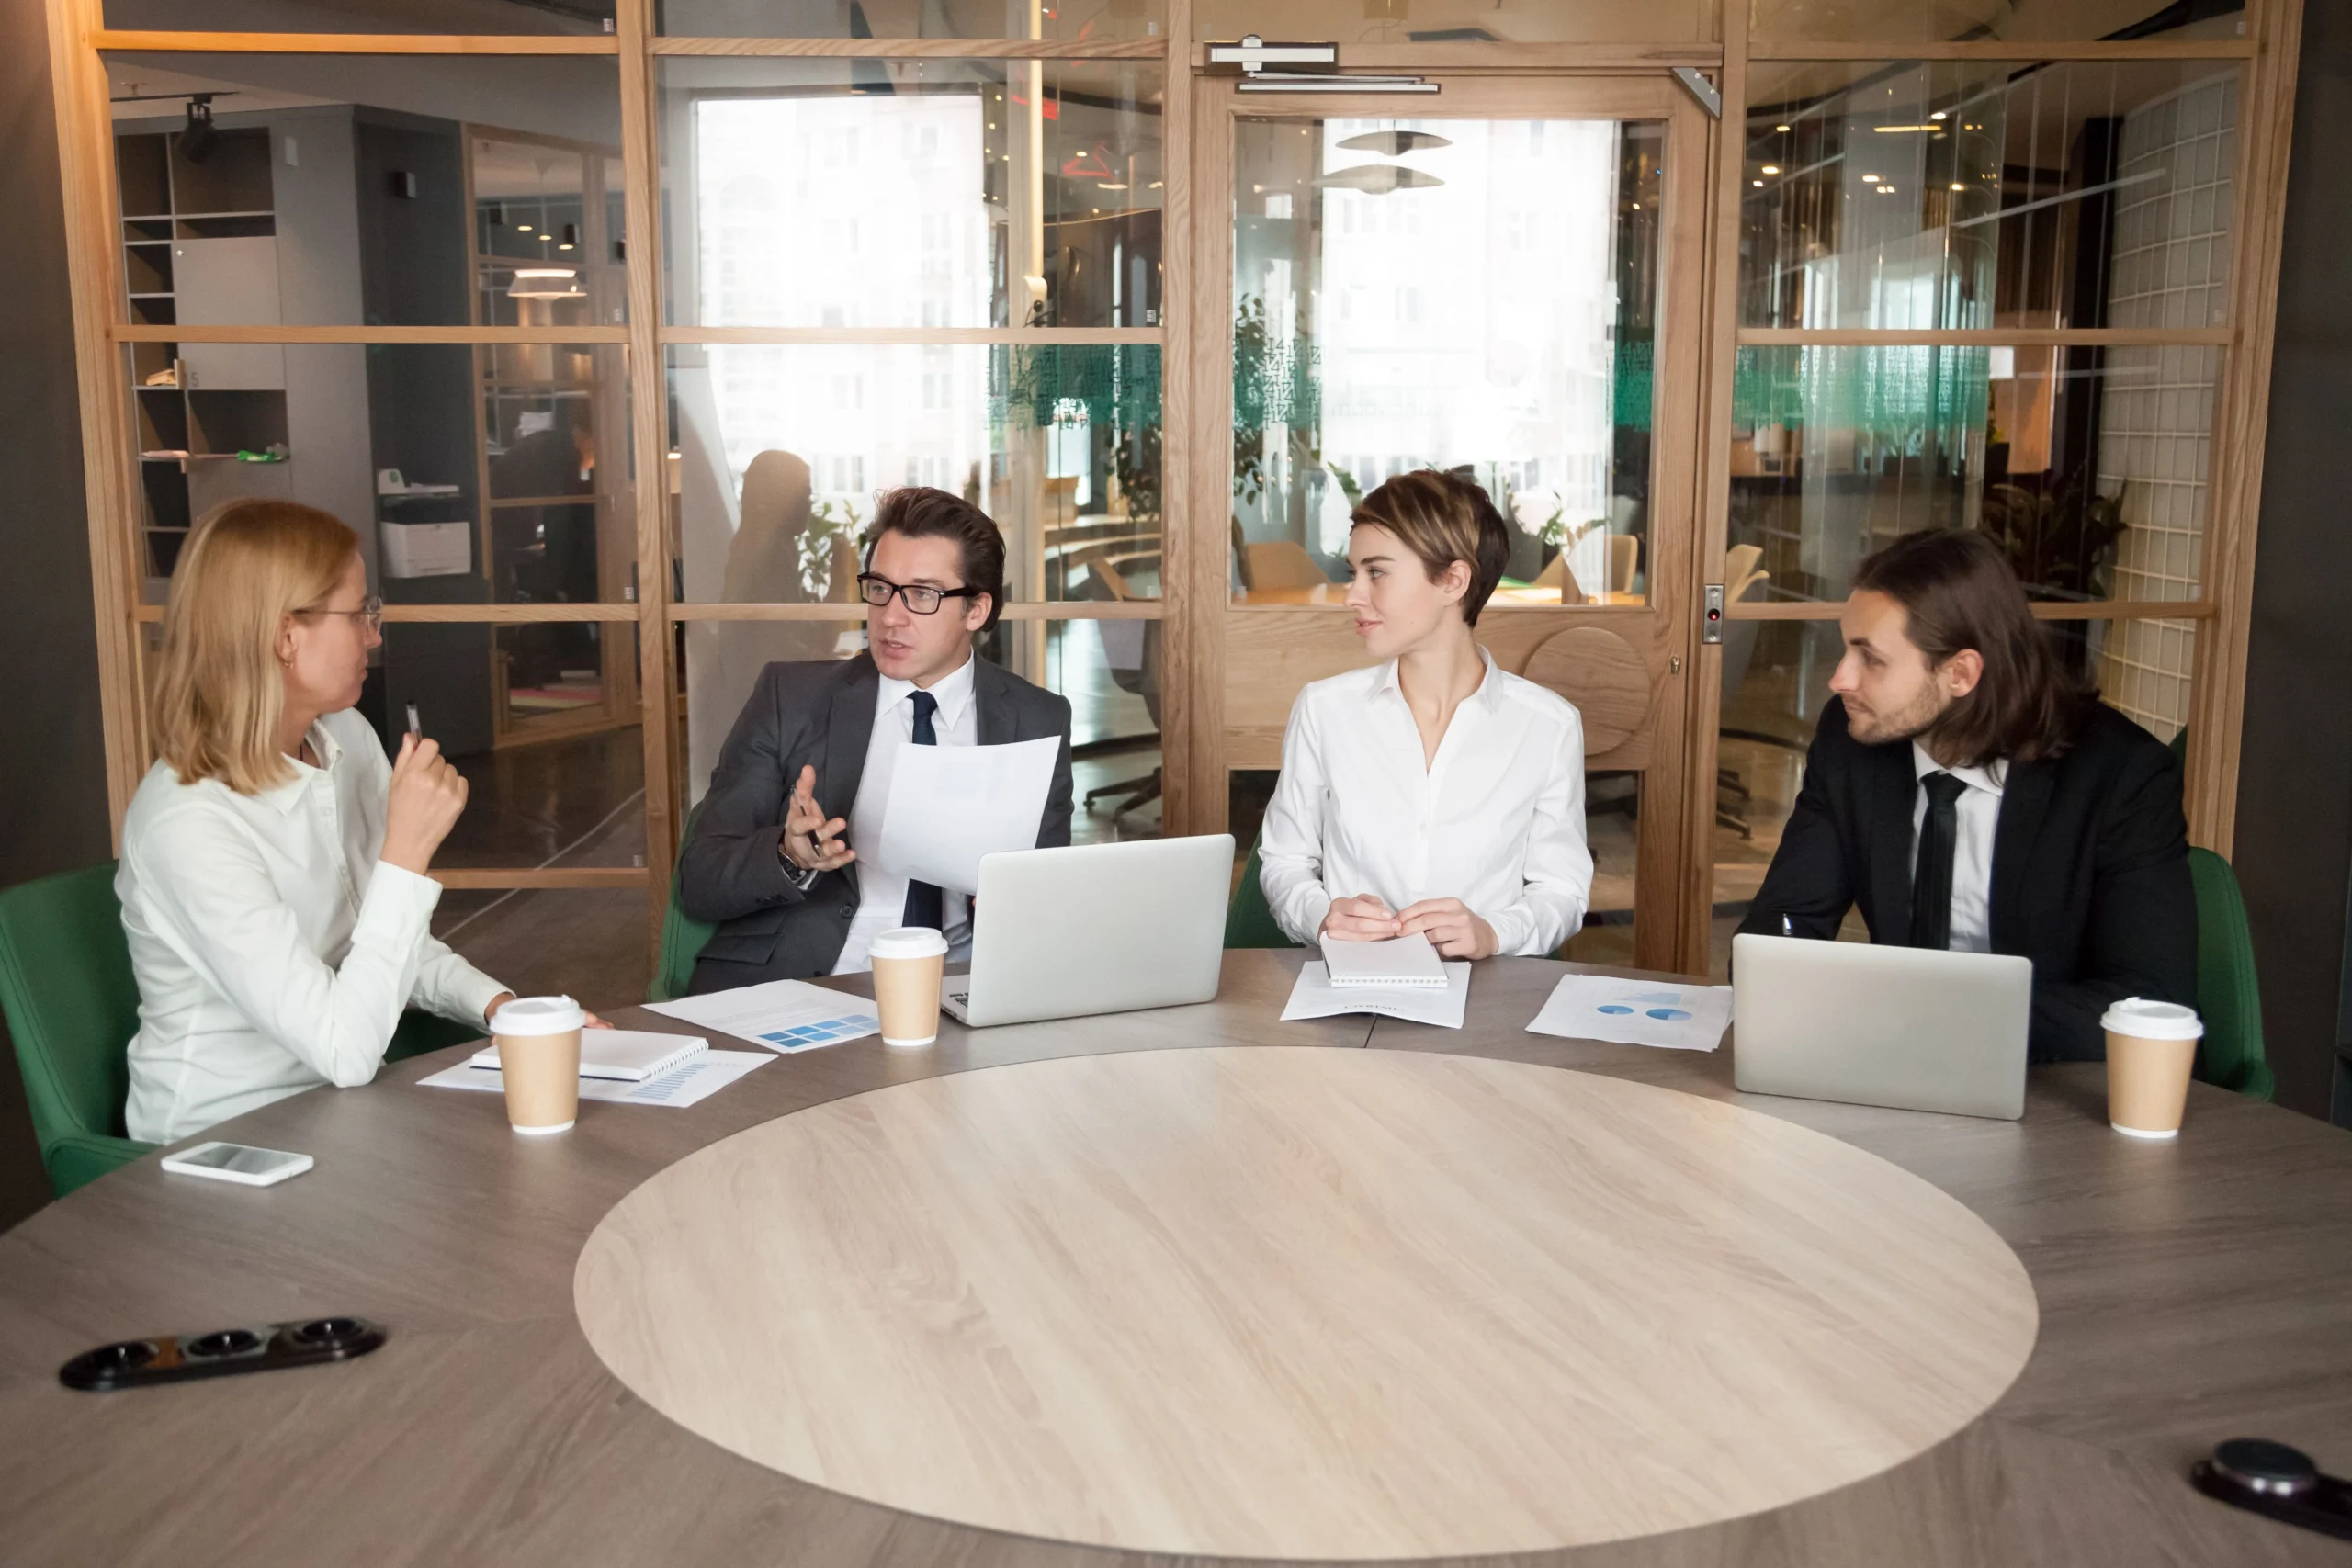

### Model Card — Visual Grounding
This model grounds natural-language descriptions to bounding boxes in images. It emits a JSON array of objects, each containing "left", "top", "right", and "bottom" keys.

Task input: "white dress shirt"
[
  {"left": 1260, "top": 650, "right": 1593, "bottom": 957},
  {"left": 831, "top": 653, "right": 978, "bottom": 974},
  {"left": 118, "top": 709, "right": 511, "bottom": 1145},
  {"left": 1910, "top": 740, "right": 2007, "bottom": 953}
]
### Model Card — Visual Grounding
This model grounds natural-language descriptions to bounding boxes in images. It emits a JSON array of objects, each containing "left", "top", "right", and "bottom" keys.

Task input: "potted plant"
[{"left": 1979, "top": 474, "right": 2129, "bottom": 672}]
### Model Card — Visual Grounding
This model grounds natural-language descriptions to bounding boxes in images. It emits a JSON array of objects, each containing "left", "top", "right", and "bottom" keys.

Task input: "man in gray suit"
[{"left": 678, "top": 487, "right": 1075, "bottom": 990}]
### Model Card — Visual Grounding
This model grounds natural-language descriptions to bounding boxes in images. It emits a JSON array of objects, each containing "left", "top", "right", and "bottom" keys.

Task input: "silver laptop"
[
  {"left": 941, "top": 834, "right": 1234, "bottom": 1029},
  {"left": 1731, "top": 933, "right": 2032, "bottom": 1119}
]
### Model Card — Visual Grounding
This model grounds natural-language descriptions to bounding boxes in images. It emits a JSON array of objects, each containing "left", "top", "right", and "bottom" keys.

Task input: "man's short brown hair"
[
  {"left": 1350, "top": 469, "right": 1511, "bottom": 626},
  {"left": 864, "top": 486, "right": 1008, "bottom": 630}
]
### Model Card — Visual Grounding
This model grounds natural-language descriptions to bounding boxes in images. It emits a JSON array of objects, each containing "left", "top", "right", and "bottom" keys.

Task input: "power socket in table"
[{"left": 59, "top": 1316, "right": 387, "bottom": 1392}]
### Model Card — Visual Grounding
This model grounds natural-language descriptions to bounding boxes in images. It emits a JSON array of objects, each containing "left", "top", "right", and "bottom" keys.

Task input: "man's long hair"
[{"left": 1852, "top": 529, "right": 2092, "bottom": 766}]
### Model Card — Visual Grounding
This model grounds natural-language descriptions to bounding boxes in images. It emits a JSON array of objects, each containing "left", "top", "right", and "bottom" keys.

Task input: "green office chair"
[
  {"left": 386, "top": 1010, "right": 487, "bottom": 1062},
  {"left": 2188, "top": 846, "right": 2274, "bottom": 1100},
  {"left": 0, "top": 863, "right": 154, "bottom": 1197},
  {"left": 650, "top": 804, "right": 717, "bottom": 1002},
  {"left": 0, "top": 862, "right": 510, "bottom": 1199},
  {"left": 1224, "top": 832, "right": 1299, "bottom": 950}
]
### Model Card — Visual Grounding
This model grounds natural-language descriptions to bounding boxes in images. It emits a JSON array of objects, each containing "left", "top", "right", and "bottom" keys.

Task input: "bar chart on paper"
[
  {"left": 752, "top": 1014, "right": 876, "bottom": 1053},
  {"left": 645, "top": 977, "right": 883, "bottom": 1054}
]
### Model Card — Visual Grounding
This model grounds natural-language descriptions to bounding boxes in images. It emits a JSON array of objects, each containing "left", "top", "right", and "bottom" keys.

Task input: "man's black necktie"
[
  {"left": 1910, "top": 770, "right": 1967, "bottom": 951},
  {"left": 900, "top": 689, "right": 944, "bottom": 931}
]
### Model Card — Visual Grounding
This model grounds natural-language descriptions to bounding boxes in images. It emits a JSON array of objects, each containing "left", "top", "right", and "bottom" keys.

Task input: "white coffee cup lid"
[
  {"left": 2101, "top": 997, "right": 2203, "bottom": 1041},
  {"left": 868, "top": 926, "right": 948, "bottom": 961},
  {"left": 492, "top": 995, "right": 585, "bottom": 1036}
]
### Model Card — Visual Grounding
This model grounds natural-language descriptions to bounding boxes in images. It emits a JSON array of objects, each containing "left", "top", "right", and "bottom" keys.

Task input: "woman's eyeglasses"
[
  {"left": 296, "top": 594, "right": 385, "bottom": 635},
  {"left": 856, "top": 574, "right": 981, "bottom": 615}
]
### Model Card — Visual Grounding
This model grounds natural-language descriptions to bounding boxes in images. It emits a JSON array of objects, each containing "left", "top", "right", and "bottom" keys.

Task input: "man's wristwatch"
[{"left": 779, "top": 831, "right": 822, "bottom": 891}]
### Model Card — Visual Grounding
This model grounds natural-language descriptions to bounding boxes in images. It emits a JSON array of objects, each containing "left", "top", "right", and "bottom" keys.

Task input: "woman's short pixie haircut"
[{"left": 1350, "top": 469, "right": 1511, "bottom": 626}]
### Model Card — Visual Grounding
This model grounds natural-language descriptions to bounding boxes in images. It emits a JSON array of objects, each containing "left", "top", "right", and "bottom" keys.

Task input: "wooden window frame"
[{"left": 45, "top": 0, "right": 2306, "bottom": 976}]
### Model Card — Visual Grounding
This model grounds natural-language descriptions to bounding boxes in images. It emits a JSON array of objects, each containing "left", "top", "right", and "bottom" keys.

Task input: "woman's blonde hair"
[{"left": 152, "top": 499, "right": 360, "bottom": 795}]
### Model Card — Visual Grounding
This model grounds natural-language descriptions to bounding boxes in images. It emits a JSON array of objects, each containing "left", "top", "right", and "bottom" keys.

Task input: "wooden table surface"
[{"left": 4, "top": 950, "right": 2351, "bottom": 1567}]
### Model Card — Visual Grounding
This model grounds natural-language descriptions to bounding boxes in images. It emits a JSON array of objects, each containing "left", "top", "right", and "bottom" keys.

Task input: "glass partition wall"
[
  {"left": 1713, "top": 36, "right": 2257, "bottom": 974},
  {"left": 51, "top": 0, "right": 2301, "bottom": 997}
]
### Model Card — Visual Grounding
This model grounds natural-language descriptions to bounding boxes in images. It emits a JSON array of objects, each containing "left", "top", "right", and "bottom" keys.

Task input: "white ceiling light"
[{"left": 509, "top": 266, "right": 583, "bottom": 299}]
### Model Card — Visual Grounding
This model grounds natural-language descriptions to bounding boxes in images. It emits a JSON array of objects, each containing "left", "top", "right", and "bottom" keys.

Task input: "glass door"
[{"left": 1194, "top": 74, "right": 1710, "bottom": 971}]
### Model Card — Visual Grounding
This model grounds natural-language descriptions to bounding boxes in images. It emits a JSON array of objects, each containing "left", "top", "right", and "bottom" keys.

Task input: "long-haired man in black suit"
[{"left": 1738, "top": 528, "right": 2195, "bottom": 1061}]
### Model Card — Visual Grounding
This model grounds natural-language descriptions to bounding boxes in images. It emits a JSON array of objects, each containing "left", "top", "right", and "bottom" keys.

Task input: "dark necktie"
[
  {"left": 1909, "top": 771, "right": 1967, "bottom": 951},
  {"left": 900, "top": 690, "right": 944, "bottom": 931}
]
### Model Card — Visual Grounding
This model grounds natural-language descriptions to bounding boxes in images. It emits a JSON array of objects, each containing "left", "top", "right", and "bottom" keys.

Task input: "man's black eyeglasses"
[{"left": 856, "top": 573, "right": 983, "bottom": 615}]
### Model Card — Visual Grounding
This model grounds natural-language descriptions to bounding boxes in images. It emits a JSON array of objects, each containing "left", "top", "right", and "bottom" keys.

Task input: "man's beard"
[{"left": 1842, "top": 683, "right": 1954, "bottom": 746}]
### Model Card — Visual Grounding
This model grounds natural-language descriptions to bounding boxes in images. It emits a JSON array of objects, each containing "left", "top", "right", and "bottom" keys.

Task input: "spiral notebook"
[
  {"left": 469, "top": 1029, "right": 707, "bottom": 1083},
  {"left": 1317, "top": 931, "right": 1449, "bottom": 988}
]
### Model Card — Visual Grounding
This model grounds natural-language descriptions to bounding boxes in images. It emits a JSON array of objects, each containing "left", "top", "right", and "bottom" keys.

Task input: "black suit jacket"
[
  {"left": 1737, "top": 696, "right": 2195, "bottom": 1061},
  {"left": 678, "top": 653, "right": 1074, "bottom": 989}
]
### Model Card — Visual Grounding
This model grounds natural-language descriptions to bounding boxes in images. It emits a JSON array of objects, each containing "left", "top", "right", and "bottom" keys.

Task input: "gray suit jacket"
[{"left": 678, "top": 653, "right": 1075, "bottom": 990}]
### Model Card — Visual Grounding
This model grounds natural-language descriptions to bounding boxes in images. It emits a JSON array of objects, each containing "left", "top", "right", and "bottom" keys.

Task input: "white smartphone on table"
[{"left": 159, "top": 1142, "right": 313, "bottom": 1187}]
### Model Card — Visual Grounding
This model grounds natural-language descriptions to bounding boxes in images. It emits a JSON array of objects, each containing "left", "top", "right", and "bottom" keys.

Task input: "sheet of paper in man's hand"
[{"left": 873, "top": 735, "right": 1060, "bottom": 894}]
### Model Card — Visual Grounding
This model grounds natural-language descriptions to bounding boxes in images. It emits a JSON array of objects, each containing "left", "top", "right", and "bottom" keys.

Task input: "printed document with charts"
[
  {"left": 645, "top": 977, "right": 880, "bottom": 1054},
  {"left": 418, "top": 1052, "right": 771, "bottom": 1109},
  {"left": 1526, "top": 975, "right": 1733, "bottom": 1051}
]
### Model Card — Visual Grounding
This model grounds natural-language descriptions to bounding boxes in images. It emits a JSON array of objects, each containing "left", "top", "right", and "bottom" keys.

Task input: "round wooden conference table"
[{"left": 4, "top": 951, "right": 2351, "bottom": 1567}]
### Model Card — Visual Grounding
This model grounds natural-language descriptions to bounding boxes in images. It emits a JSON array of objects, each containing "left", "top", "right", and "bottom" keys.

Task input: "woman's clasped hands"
[{"left": 1318, "top": 894, "right": 1498, "bottom": 960}]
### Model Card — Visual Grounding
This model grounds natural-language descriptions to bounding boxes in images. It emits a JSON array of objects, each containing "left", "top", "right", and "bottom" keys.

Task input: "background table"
[
  {"left": 1236, "top": 584, "right": 1646, "bottom": 607},
  {"left": 3, "top": 952, "right": 2350, "bottom": 1566}
]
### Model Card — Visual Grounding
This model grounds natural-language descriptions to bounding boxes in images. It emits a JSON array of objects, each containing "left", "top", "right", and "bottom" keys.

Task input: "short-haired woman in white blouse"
[
  {"left": 1259, "top": 470, "right": 1593, "bottom": 959},
  {"left": 119, "top": 499, "right": 589, "bottom": 1145}
]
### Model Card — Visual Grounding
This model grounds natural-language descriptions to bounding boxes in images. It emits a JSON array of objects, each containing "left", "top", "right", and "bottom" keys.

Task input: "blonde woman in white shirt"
[
  {"left": 1259, "top": 470, "right": 1593, "bottom": 958},
  {"left": 119, "top": 500, "right": 595, "bottom": 1145}
]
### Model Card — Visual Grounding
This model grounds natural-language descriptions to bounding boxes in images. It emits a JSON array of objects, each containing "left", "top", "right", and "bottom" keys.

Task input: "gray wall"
[
  {"left": 2235, "top": 0, "right": 2352, "bottom": 1125},
  {"left": 0, "top": 0, "right": 113, "bottom": 1228},
  {"left": 268, "top": 107, "right": 378, "bottom": 573}
]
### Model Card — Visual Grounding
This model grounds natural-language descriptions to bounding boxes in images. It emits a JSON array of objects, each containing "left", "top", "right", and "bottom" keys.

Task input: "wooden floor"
[{"left": 577, "top": 1046, "right": 2039, "bottom": 1559}]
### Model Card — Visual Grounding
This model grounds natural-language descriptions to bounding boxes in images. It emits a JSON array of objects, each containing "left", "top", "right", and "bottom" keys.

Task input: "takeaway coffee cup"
[
  {"left": 869, "top": 926, "right": 949, "bottom": 1047},
  {"left": 490, "top": 995, "right": 585, "bottom": 1134},
  {"left": 2103, "top": 997, "right": 2204, "bottom": 1139}
]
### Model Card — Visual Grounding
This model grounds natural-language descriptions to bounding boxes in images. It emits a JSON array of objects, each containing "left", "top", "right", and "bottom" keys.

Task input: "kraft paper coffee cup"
[
  {"left": 2102, "top": 998, "right": 2203, "bottom": 1139},
  {"left": 491, "top": 995, "right": 584, "bottom": 1135},
  {"left": 869, "top": 927, "right": 948, "bottom": 1047}
]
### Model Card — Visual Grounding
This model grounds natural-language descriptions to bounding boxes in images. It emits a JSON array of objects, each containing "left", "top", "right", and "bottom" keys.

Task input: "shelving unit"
[
  {"left": 115, "top": 124, "right": 284, "bottom": 587},
  {"left": 465, "top": 128, "right": 634, "bottom": 745}
]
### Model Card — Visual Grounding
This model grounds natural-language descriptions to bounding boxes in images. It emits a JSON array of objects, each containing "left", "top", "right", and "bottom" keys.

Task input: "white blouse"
[
  {"left": 1259, "top": 651, "right": 1593, "bottom": 957},
  {"left": 118, "top": 708, "right": 509, "bottom": 1144}
]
